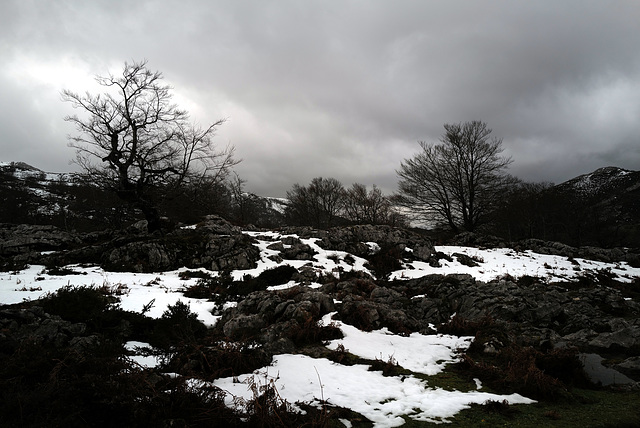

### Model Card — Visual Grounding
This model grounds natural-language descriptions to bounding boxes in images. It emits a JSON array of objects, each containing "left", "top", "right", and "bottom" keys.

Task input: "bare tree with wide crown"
[{"left": 62, "top": 60, "right": 238, "bottom": 232}]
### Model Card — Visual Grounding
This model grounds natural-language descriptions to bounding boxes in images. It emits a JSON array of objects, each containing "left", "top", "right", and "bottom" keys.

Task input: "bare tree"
[
  {"left": 343, "top": 183, "right": 393, "bottom": 225},
  {"left": 285, "top": 177, "right": 345, "bottom": 228},
  {"left": 62, "top": 60, "right": 238, "bottom": 232},
  {"left": 396, "top": 121, "right": 512, "bottom": 232}
]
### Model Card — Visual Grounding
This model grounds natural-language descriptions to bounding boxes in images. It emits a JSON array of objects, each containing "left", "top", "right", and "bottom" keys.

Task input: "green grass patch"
[
  {"left": 439, "top": 388, "right": 640, "bottom": 427},
  {"left": 415, "top": 363, "right": 481, "bottom": 392},
  {"left": 389, "top": 358, "right": 640, "bottom": 427}
]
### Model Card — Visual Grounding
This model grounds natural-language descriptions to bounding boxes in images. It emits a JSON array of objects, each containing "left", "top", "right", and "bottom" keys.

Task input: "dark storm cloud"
[{"left": 1, "top": 0, "right": 640, "bottom": 196}]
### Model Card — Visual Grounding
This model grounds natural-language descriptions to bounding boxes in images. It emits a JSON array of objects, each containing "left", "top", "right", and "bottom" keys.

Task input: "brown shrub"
[
  {"left": 439, "top": 313, "right": 496, "bottom": 337},
  {"left": 285, "top": 316, "right": 344, "bottom": 347},
  {"left": 461, "top": 345, "right": 578, "bottom": 401}
]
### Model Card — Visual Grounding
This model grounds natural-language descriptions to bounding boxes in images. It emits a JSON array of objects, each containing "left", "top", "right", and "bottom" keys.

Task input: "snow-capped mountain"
[
  {"left": 556, "top": 166, "right": 640, "bottom": 198},
  {"left": 553, "top": 166, "right": 640, "bottom": 226}
]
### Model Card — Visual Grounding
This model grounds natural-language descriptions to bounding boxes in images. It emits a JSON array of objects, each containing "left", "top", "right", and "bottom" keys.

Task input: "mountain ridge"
[
  {"left": 557, "top": 166, "right": 640, "bottom": 197},
  {"left": 4, "top": 160, "right": 638, "bottom": 206}
]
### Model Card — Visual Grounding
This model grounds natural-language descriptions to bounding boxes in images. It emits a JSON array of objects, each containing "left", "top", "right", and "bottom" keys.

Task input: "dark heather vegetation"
[{"left": 0, "top": 287, "right": 339, "bottom": 427}]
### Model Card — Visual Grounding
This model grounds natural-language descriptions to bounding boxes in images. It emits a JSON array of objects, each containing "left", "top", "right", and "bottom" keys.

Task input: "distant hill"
[
  {"left": 557, "top": 166, "right": 640, "bottom": 197},
  {"left": 2, "top": 161, "right": 41, "bottom": 172},
  {"left": 0, "top": 161, "right": 116, "bottom": 230},
  {"left": 491, "top": 166, "right": 640, "bottom": 248},
  {"left": 2, "top": 161, "right": 639, "bottom": 247},
  {"left": 0, "top": 161, "right": 286, "bottom": 231},
  {"left": 0, "top": 161, "right": 76, "bottom": 181},
  {"left": 554, "top": 166, "right": 640, "bottom": 226}
]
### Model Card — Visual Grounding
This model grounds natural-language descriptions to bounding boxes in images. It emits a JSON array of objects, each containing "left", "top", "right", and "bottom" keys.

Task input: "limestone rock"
[
  {"left": 222, "top": 314, "right": 266, "bottom": 340},
  {"left": 615, "top": 357, "right": 640, "bottom": 378},
  {"left": 0, "top": 224, "right": 80, "bottom": 257},
  {"left": 589, "top": 327, "right": 640, "bottom": 351}
]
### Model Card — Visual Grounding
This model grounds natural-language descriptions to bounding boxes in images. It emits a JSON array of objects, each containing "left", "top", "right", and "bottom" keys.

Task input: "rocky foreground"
[{"left": 1, "top": 217, "right": 639, "bottom": 426}]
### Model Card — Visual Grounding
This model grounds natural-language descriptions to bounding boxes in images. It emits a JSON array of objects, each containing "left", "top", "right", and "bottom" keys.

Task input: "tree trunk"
[
  {"left": 139, "top": 202, "right": 162, "bottom": 233},
  {"left": 116, "top": 186, "right": 162, "bottom": 233}
]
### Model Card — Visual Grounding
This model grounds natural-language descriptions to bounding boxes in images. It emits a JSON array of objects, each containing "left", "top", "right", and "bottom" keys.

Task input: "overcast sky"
[{"left": 2, "top": 1, "right": 640, "bottom": 197}]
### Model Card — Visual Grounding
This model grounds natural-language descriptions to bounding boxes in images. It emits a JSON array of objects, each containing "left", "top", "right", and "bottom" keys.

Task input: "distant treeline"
[
  {"left": 488, "top": 180, "right": 640, "bottom": 248},
  {"left": 1, "top": 164, "right": 639, "bottom": 248}
]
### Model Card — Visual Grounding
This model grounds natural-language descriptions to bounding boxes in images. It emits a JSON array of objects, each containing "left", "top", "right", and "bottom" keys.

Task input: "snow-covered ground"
[
  {"left": 2, "top": 230, "right": 639, "bottom": 426},
  {"left": 213, "top": 352, "right": 533, "bottom": 426},
  {"left": 392, "top": 245, "right": 640, "bottom": 283},
  {"left": 0, "top": 264, "right": 220, "bottom": 326}
]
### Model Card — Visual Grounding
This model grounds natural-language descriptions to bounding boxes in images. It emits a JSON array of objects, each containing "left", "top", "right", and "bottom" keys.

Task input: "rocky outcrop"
[
  {"left": 216, "top": 268, "right": 640, "bottom": 385},
  {"left": 0, "top": 223, "right": 81, "bottom": 258},
  {"left": 220, "top": 288, "right": 335, "bottom": 334},
  {"left": 398, "top": 274, "right": 640, "bottom": 360},
  {"left": 0, "top": 217, "right": 261, "bottom": 273},
  {"left": 2, "top": 219, "right": 437, "bottom": 273},
  {"left": 318, "top": 224, "right": 435, "bottom": 261},
  {"left": 449, "top": 232, "right": 640, "bottom": 266},
  {"left": 0, "top": 305, "right": 99, "bottom": 350},
  {"left": 101, "top": 226, "right": 262, "bottom": 272},
  {"left": 516, "top": 239, "right": 638, "bottom": 265},
  {"left": 197, "top": 214, "right": 244, "bottom": 235},
  {"left": 278, "top": 237, "right": 317, "bottom": 261}
]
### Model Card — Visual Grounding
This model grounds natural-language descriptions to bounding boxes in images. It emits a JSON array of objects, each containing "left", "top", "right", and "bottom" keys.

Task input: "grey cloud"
[{"left": 1, "top": 0, "right": 640, "bottom": 197}]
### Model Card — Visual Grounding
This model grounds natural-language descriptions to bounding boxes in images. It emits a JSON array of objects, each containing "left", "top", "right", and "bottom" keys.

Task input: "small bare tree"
[
  {"left": 396, "top": 121, "right": 512, "bottom": 232},
  {"left": 62, "top": 60, "right": 238, "bottom": 232},
  {"left": 343, "top": 183, "right": 393, "bottom": 225},
  {"left": 285, "top": 177, "right": 345, "bottom": 228}
]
